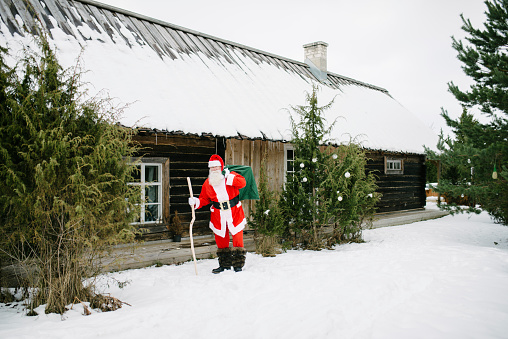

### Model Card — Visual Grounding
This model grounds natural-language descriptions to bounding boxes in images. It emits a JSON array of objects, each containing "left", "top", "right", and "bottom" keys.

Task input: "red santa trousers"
[{"left": 215, "top": 230, "right": 244, "bottom": 249}]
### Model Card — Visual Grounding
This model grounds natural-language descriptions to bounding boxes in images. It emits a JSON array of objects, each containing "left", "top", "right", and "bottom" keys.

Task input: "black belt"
[{"left": 212, "top": 195, "right": 240, "bottom": 211}]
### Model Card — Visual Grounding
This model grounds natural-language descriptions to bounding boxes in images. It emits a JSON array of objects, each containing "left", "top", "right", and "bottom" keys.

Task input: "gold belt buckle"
[{"left": 220, "top": 201, "right": 231, "bottom": 210}]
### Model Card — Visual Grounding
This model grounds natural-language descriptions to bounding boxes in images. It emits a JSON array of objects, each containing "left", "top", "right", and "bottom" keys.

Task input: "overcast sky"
[{"left": 97, "top": 0, "right": 488, "bottom": 136}]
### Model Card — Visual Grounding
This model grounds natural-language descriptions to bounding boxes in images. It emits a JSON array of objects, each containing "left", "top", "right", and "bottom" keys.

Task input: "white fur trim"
[
  {"left": 209, "top": 220, "right": 227, "bottom": 237},
  {"left": 226, "top": 173, "right": 235, "bottom": 186},
  {"left": 208, "top": 160, "right": 221, "bottom": 168},
  {"left": 208, "top": 215, "right": 246, "bottom": 237},
  {"left": 229, "top": 218, "right": 246, "bottom": 235},
  {"left": 208, "top": 181, "right": 244, "bottom": 237},
  {"left": 208, "top": 201, "right": 245, "bottom": 237},
  {"left": 213, "top": 180, "right": 229, "bottom": 201}
]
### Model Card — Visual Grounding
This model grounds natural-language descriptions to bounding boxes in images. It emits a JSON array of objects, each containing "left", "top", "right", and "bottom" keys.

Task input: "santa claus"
[{"left": 188, "top": 154, "right": 247, "bottom": 273}]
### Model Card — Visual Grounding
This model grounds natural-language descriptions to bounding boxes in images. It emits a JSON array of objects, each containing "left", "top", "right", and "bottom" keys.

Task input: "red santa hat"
[{"left": 208, "top": 154, "right": 224, "bottom": 171}]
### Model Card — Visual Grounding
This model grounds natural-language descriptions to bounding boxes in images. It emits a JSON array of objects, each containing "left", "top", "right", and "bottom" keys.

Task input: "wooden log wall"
[
  {"left": 365, "top": 152, "right": 426, "bottom": 212},
  {"left": 132, "top": 133, "right": 225, "bottom": 239},
  {"left": 225, "top": 140, "right": 428, "bottom": 218},
  {"left": 131, "top": 133, "right": 426, "bottom": 239}
]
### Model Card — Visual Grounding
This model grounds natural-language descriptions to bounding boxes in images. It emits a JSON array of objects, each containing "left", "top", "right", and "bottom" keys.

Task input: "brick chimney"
[{"left": 303, "top": 41, "right": 328, "bottom": 72}]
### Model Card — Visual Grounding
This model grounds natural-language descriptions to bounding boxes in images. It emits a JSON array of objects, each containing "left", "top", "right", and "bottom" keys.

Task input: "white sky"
[{"left": 97, "top": 0, "right": 488, "bottom": 136}]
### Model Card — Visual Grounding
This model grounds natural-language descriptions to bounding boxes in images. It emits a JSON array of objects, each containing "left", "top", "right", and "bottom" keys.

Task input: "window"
[
  {"left": 387, "top": 159, "right": 401, "bottom": 170},
  {"left": 285, "top": 145, "right": 295, "bottom": 176},
  {"left": 130, "top": 162, "right": 163, "bottom": 223},
  {"left": 385, "top": 157, "right": 404, "bottom": 174}
]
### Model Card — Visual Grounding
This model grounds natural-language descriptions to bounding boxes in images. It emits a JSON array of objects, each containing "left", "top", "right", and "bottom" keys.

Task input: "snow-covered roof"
[{"left": 0, "top": 0, "right": 438, "bottom": 154}]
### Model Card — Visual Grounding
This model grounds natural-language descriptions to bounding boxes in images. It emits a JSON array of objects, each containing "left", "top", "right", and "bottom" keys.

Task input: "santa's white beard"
[{"left": 208, "top": 170, "right": 224, "bottom": 186}]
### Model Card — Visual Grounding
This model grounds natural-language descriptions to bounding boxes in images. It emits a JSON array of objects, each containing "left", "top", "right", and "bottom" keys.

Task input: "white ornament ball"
[
  {"left": 345, "top": 171, "right": 351, "bottom": 178},
  {"left": 332, "top": 154, "right": 338, "bottom": 159},
  {"left": 312, "top": 158, "right": 317, "bottom": 163},
  {"left": 302, "top": 177, "right": 308, "bottom": 182},
  {"left": 338, "top": 196, "right": 343, "bottom": 201},
  {"left": 300, "top": 163, "right": 305, "bottom": 168}
]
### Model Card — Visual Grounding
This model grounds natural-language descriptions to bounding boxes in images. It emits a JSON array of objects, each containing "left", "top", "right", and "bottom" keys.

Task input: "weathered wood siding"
[
  {"left": 132, "top": 133, "right": 225, "bottom": 239},
  {"left": 224, "top": 138, "right": 286, "bottom": 227},
  {"left": 366, "top": 152, "right": 426, "bottom": 212}
]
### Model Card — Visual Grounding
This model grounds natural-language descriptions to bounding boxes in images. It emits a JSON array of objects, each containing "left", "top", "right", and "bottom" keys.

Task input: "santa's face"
[{"left": 208, "top": 166, "right": 223, "bottom": 186}]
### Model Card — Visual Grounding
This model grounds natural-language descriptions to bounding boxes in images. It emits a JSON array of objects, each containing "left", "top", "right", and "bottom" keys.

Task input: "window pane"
[
  {"left": 287, "top": 149, "right": 294, "bottom": 160},
  {"left": 387, "top": 160, "right": 402, "bottom": 172},
  {"left": 145, "top": 204, "right": 159, "bottom": 222},
  {"left": 145, "top": 165, "right": 160, "bottom": 182},
  {"left": 145, "top": 185, "right": 159, "bottom": 203},
  {"left": 287, "top": 161, "right": 294, "bottom": 172}
]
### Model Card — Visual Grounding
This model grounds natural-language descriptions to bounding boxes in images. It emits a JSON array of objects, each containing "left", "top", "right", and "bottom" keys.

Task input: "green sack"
[{"left": 224, "top": 165, "right": 259, "bottom": 201}]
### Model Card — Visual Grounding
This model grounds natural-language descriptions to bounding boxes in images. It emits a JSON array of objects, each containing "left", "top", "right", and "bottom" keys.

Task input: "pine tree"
[
  {"left": 0, "top": 37, "right": 140, "bottom": 314},
  {"left": 280, "top": 86, "right": 334, "bottom": 246},
  {"left": 280, "top": 86, "right": 379, "bottom": 248},
  {"left": 320, "top": 143, "right": 379, "bottom": 244},
  {"left": 429, "top": 0, "right": 508, "bottom": 224}
]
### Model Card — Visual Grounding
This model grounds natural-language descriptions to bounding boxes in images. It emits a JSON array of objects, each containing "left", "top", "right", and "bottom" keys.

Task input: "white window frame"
[
  {"left": 284, "top": 144, "right": 295, "bottom": 179},
  {"left": 385, "top": 157, "right": 404, "bottom": 174},
  {"left": 129, "top": 162, "right": 163, "bottom": 224}
]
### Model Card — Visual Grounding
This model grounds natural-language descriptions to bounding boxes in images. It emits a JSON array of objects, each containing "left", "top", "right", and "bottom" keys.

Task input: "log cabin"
[{"left": 0, "top": 0, "right": 438, "bottom": 240}]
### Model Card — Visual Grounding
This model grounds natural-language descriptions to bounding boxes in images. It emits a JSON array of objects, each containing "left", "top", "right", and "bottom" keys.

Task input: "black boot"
[
  {"left": 231, "top": 247, "right": 246, "bottom": 272},
  {"left": 212, "top": 247, "right": 232, "bottom": 274}
]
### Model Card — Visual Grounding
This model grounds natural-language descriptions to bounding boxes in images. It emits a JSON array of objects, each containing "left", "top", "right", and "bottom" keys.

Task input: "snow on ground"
[{"left": 1, "top": 203, "right": 508, "bottom": 339}]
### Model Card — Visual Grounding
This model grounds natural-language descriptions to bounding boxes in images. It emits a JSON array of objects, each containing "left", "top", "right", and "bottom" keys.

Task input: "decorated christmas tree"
[{"left": 279, "top": 86, "right": 379, "bottom": 248}]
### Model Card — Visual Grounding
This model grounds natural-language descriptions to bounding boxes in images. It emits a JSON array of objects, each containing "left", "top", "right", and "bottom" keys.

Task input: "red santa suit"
[{"left": 193, "top": 156, "right": 247, "bottom": 248}]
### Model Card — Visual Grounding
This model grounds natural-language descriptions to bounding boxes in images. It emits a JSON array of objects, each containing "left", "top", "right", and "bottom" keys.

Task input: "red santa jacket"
[{"left": 195, "top": 171, "right": 247, "bottom": 237}]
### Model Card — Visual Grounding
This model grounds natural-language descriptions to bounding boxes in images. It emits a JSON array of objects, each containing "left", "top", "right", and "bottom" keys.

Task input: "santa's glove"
[
  {"left": 223, "top": 167, "right": 230, "bottom": 178},
  {"left": 188, "top": 197, "right": 199, "bottom": 208}
]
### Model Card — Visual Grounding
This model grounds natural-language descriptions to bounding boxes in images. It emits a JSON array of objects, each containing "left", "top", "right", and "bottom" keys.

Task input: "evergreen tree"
[
  {"left": 279, "top": 86, "right": 379, "bottom": 248},
  {"left": 280, "top": 86, "right": 334, "bottom": 246},
  {"left": 428, "top": 0, "right": 508, "bottom": 224},
  {"left": 0, "top": 37, "right": 140, "bottom": 314},
  {"left": 320, "top": 143, "right": 379, "bottom": 244}
]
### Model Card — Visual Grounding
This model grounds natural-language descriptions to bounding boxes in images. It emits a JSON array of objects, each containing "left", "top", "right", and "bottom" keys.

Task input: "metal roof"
[
  {"left": 0, "top": 0, "right": 388, "bottom": 93},
  {"left": 0, "top": 0, "right": 438, "bottom": 154}
]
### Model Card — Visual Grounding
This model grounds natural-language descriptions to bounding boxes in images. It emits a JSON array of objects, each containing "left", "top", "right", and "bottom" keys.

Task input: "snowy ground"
[{"left": 1, "top": 202, "right": 508, "bottom": 339}]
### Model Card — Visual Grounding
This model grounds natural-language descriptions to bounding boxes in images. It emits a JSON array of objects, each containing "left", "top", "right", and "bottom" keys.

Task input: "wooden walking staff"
[{"left": 187, "top": 177, "right": 198, "bottom": 275}]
